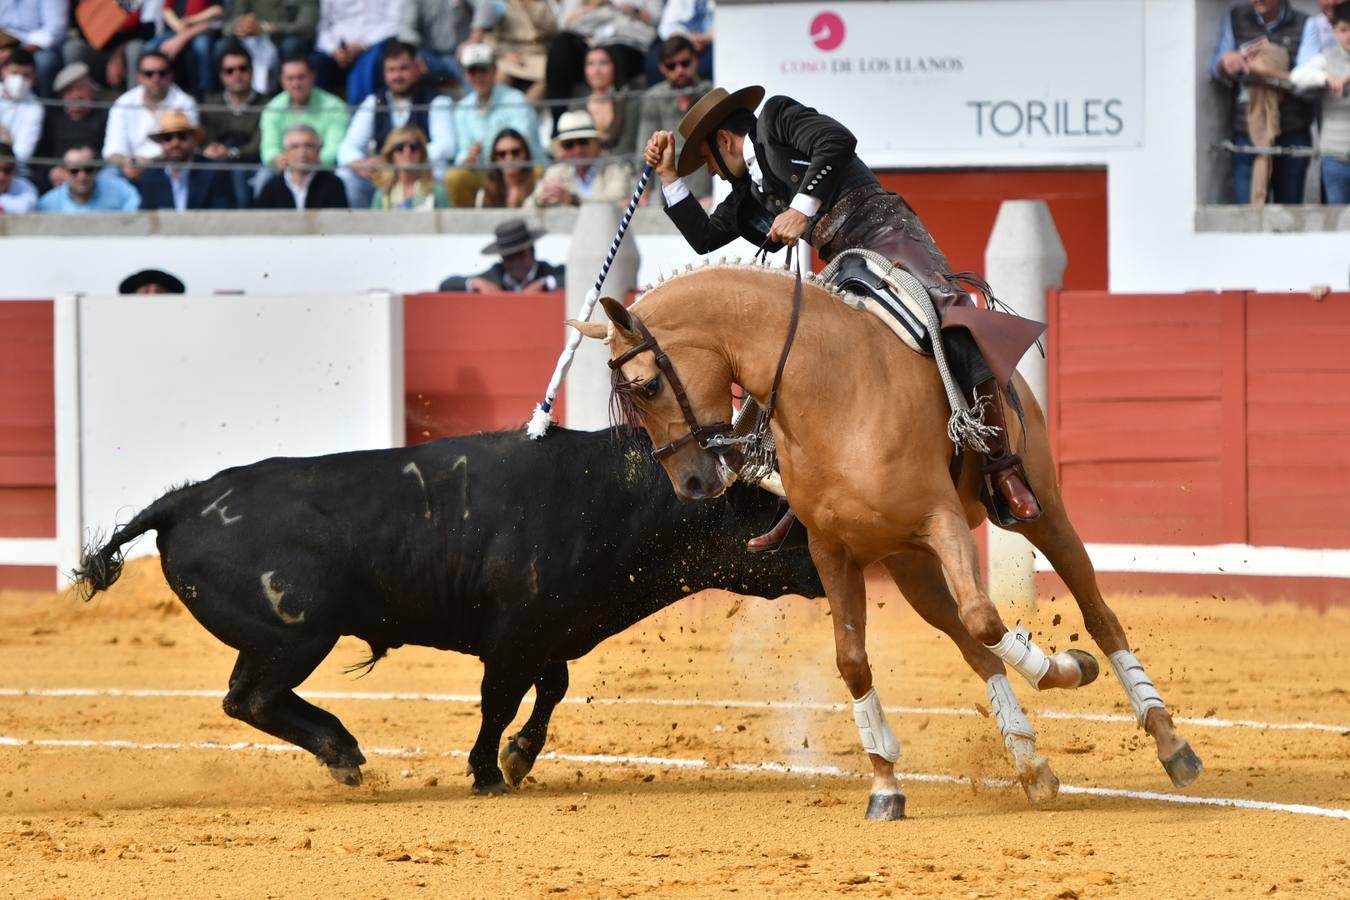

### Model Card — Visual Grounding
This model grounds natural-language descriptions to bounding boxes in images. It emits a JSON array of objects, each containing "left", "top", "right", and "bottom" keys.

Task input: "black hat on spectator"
[
  {"left": 119, "top": 269, "right": 186, "bottom": 294},
  {"left": 482, "top": 219, "right": 546, "bottom": 256}
]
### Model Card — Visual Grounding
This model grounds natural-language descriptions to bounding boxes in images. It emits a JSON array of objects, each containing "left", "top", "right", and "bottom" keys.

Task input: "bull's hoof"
[
  {"left": 1161, "top": 741, "right": 1203, "bottom": 788},
  {"left": 328, "top": 765, "right": 363, "bottom": 786},
  {"left": 1066, "top": 648, "right": 1100, "bottom": 687},
  {"left": 472, "top": 778, "right": 511, "bottom": 797},
  {"left": 500, "top": 736, "right": 535, "bottom": 788},
  {"left": 1014, "top": 752, "right": 1060, "bottom": 806},
  {"left": 863, "top": 792, "right": 906, "bottom": 821}
]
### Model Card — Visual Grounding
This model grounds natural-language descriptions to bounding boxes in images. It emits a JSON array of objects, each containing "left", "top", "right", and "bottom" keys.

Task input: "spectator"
[
  {"left": 314, "top": 0, "right": 400, "bottom": 105},
  {"left": 0, "top": 47, "right": 42, "bottom": 168},
  {"left": 201, "top": 43, "right": 263, "bottom": 208},
  {"left": 223, "top": 0, "right": 319, "bottom": 94},
  {"left": 526, "top": 108, "right": 632, "bottom": 207},
  {"left": 445, "top": 43, "right": 539, "bottom": 206},
  {"left": 118, "top": 268, "right": 186, "bottom": 293},
  {"left": 36, "top": 145, "right": 140, "bottom": 212},
  {"left": 0, "top": 140, "right": 37, "bottom": 212},
  {"left": 370, "top": 125, "right": 449, "bottom": 209},
  {"left": 399, "top": 0, "right": 497, "bottom": 85},
  {"left": 1211, "top": 0, "right": 1322, "bottom": 203},
  {"left": 1314, "top": 0, "right": 1340, "bottom": 52},
  {"left": 145, "top": 1, "right": 226, "bottom": 97},
  {"left": 486, "top": 0, "right": 557, "bottom": 101},
  {"left": 635, "top": 36, "right": 711, "bottom": 203},
  {"left": 647, "top": 0, "right": 713, "bottom": 84},
  {"left": 438, "top": 218, "right": 564, "bottom": 291},
  {"left": 138, "top": 109, "right": 235, "bottom": 209},
  {"left": 259, "top": 53, "right": 348, "bottom": 170},
  {"left": 35, "top": 63, "right": 108, "bottom": 191},
  {"left": 544, "top": 0, "right": 658, "bottom": 126},
  {"left": 60, "top": 6, "right": 158, "bottom": 94},
  {"left": 103, "top": 51, "right": 199, "bottom": 183},
  {"left": 256, "top": 122, "right": 348, "bottom": 208},
  {"left": 0, "top": 0, "right": 65, "bottom": 96},
  {"left": 338, "top": 39, "right": 453, "bottom": 208},
  {"left": 579, "top": 44, "right": 637, "bottom": 154},
  {"left": 1292, "top": 1, "right": 1350, "bottom": 204},
  {"left": 477, "top": 127, "right": 537, "bottom": 207}
]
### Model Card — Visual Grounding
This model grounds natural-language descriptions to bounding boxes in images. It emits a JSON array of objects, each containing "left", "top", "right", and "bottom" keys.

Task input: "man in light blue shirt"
[
  {"left": 445, "top": 43, "right": 540, "bottom": 206},
  {"left": 37, "top": 146, "right": 140, "bottom": 212}
]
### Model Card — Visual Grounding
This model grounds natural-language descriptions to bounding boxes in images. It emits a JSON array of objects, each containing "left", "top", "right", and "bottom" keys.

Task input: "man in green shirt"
[{"left": 259, "top": 54, "right": 349, "bottom": 170}]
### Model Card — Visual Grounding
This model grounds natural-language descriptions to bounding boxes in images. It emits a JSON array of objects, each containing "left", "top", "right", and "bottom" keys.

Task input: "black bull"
[{"left": 73, "top": 427, "right": 823, "bottom": 792}]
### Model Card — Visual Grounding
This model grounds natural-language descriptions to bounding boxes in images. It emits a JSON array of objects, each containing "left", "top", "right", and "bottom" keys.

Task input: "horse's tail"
[{"left": 69, "top": 489, "right": 187, "bottom": 601}]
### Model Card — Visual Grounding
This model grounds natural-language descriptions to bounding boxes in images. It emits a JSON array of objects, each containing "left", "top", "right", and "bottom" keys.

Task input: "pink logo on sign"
[{"left": 810, "top": 12, "right": 845, "bottom": 51}]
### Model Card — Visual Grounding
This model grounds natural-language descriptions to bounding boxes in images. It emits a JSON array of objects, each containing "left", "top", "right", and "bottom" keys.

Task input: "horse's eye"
[{"left": 639, "top": 374, "right": 662, "bottom": 400}]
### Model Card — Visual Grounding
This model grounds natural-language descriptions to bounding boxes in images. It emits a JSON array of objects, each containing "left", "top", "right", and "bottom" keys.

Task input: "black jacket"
[
  {"left": 256, "top": 171, "right": 350, "bottom": 209},
  {"left": 139, "top": 161, "right": 238, "bottom": 210},
  {"left": 438, "top": 259, "right": 566, "bottom": 292},
  {"left": 664, "top": 94, "right": 875, "bottom": 254}
]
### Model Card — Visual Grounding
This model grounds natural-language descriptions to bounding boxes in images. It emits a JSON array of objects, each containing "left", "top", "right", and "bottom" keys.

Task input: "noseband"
[{"left": 608, "top": 253, "right": 804, "bottom": 462}]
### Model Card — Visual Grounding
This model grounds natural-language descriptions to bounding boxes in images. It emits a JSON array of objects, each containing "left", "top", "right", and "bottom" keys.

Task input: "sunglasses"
[
  {"left": 559, "top": 139, "right": 591, "bottom": 151},
  {"left": 66, "top": 165, "right": 96, "bottom": 175},
  {"left": 662, "top": 55, "right": 695, "bottom": 70},
  {"left": 158, "top": 133, "right": 192, "bottom": 143},
  {"left": 392, "top": 141, "right": 424, "bottom": 153},
  {"left": 493, "top": 146, "right": 526, "bottom": 159},
  {"left": 221, "top": 64, "right": 252, "bottom": 75},
  {"left": 465, "top": 65, "right": 492, "bottom": 75},
  {"left": 140, "top": 68, "right": 172, "bottom": 79}
]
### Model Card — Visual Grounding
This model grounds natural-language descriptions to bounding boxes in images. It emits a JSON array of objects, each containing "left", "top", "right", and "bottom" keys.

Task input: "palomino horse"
[{"left": 571, "top": 260, "right": 1203, "bottom": 820}]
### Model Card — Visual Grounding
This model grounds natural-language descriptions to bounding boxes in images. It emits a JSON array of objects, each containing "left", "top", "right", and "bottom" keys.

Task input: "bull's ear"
[
  {"left": 566, "top": 319, "right": 608, "bottom": 340},
  {"left": 599, "top": 296, "right": 638, "bottom": 338}
]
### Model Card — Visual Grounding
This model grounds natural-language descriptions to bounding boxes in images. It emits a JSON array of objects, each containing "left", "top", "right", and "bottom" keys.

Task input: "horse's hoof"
[
  {"left": 1015, "top": 752, "right": 1060, "bottom": 805},
  {"left": 500, "top": 736, "right": 535, "bottom": 788},
  {"left": 328, "top": 765, "right": 363, "bottom": 786},
  {"left": 863, "top": 792, "right": 906, "bottom": 821},
  {"left": 1161, "top": 741, "right": 1204, "bottom": 788},
  {"left": 472, "top": 779, "right": 511, "bottom": 797},
  {"left": 1066, "top": 648, "right": 1100, "bottom": 687}
]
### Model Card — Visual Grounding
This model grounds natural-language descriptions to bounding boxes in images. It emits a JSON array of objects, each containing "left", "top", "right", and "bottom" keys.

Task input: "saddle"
[{"left": 827, "top": 253, "right": 934, "bottom": 356}]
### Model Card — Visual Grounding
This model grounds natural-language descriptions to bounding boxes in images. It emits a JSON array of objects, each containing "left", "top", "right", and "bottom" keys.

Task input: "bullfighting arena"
[{"left": 1, "top": 559, "right": 1347, "bottom": 898}]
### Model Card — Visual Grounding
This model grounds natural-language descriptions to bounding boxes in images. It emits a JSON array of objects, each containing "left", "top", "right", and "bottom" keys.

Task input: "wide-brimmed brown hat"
[
  {"left": 149, "top": 110, "right": 205, "bottom": 143},
  {"left": 482, "top": 218, "right": 546, "bottom": 256},
  {"left": 674, "top": 85, "right": 765, "bottom": 177}
]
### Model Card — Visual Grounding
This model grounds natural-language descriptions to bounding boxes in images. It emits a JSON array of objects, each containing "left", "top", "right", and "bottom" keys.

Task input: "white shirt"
[
  {"left": 0, "top": 0, "right": 68, "bottom": 49},
  {"left": 662, "top": 136, "right": 822, "bottom": 217},
  {"left": 285, "top": 170, "right": 316, "bottom": 208},
  {"left": 0, "top": 90, "right": 42, "bottom": 162},
  {"left": 317, "top": 0, "right": 403, "bottom": 55},
  {"left": 337, "top": 92, "right": 456, "bottom": 175},
  {"left": 102, "top": 85, "right": 199, "bottom": 160}
]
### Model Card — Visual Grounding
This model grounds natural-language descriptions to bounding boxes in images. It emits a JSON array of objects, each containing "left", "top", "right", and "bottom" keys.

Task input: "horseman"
[{"left": 644, "top": 85, "right": 1046, "bottom": 551}]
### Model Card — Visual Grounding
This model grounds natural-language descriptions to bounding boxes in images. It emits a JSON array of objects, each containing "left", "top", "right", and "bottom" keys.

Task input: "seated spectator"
[
  {"left": 486, "top": 0, "right": 558, "bottom": 101},
  {"left": 103, "top": 51, "right": 199, "bottom": 183},
  {"left": 201, "top": 44, "right": 263, "bottom": 208},
  {"left": 60, "top": 7, "right": 159, "bottom": 93},
  {"left": 223, "top": 0, "right": 319, "bottom": 95},
  {"left": 399, "top": 0, "right": 498, "bottom": 85},
  {"left": 259, "top": 53, "right": 349, "bottom": 170},
  {"left": 526, "top": 108, "right": 632, "bottom": 207},
  {"left": 138, "top": 110, "right": 235, "bottom": 210},
  {"left": 0, "top": 1, "right": 64, "bottom": 96},
  {"left": 1292, "top": 1, "right": 1350, "bottom": 204},
  {"left": 314, "top": 0, "right": 399, "bottom": 105},
  {"left": 1211, "top": 0, "right": 1323, "bottom": 203},
  {"left": 35, "top": 64, "right": 109, "bottom": 191},
  {"left": 445, "top": 43, "right": 540, "bottom": 207},
  {"left": 256, "top": 122, "right": 348, "bottom": 208},
  {"left": 580, "top": 44, "right": 638, "bottom": 154},
  {"left": 0, "top": 141, "right": 37, "bottom": 212},
  {"left": 545, "top": 0, "right": 658, "bottom": 126},
  {"left": 370, "top": 125, "right": 450, "bottom": 209},
  {"left": 635, "top": 36, "right": 712, "bottom": 203},
  {"left": 1315, "top": 0, "right": 1340, "bottom": 52},
  {"left": 477, "top": 127, "right": 538, "bottom": 207},
  {"left": 338, "top": 40, "right": 454, "bottom": 209},
  {"left": 647, "top": 0, "right": 713, "bottom": 84},
  {"left": 0, "top": 47, "right": 42, "bottom": 170},
  {"left": 37, "top": 145, "right": 141, "bottom": 212},
  {"left": 145, "top": 1, "right": 226, "bottom": 97},
  {"left": 439, "top": 218, "right": 564, "bottom": 291},
  {"left": 119, "top": 268, "right": 186, "bottom": 294}
]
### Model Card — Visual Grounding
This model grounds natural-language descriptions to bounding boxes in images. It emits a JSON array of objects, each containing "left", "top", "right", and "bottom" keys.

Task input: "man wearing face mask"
[{"left": 0, "top": 47, "right": 42, "bottom": 171}]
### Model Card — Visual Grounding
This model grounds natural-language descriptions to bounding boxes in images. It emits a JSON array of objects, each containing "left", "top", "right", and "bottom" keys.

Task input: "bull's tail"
[{"left": 69, "top": 490, "right": 185, "bottom": 601}]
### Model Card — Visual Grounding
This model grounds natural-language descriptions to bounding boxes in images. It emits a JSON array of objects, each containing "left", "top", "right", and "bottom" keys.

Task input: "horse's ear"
[
  {"left": 566, "top": 319, "right": 608, "bottom": 340},
  {"left": 599, "top": 296, "right": 638, "bottom": 338}
]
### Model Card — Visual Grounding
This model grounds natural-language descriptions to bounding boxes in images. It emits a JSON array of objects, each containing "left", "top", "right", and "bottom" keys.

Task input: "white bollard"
[
  {"left": 983, "top": 200, "right": 1066, "bottom": 607},
  {"left": 563, "top": 203, "right": 640, "bottom": 431}
]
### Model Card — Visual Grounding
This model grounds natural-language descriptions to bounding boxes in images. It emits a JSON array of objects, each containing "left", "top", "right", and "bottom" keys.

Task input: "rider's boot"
[
  {"left": 974, "top": 378, "right": 1041, "bottom": 522},
  {"left": 747, "top": 508, "right": 798, "bottom": 553}
]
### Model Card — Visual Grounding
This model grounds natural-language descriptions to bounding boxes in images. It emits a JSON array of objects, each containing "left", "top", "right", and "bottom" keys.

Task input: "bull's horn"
[{"left": 566, "top": 319, "right": 608, "bottom": 340}]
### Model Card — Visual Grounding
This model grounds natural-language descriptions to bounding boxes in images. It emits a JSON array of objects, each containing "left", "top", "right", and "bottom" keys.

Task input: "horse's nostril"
[{"left": 685, "top": 476, "right": 704, "bottom": 495}]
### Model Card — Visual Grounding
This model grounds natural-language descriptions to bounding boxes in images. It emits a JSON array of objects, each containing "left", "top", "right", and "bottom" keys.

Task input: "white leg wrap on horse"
[
  {"left": 986, "top": 674, "right": 1036, "bottom": 746},
  {"left": 986, "top": 625, "right": 1051, "bottom": 689},
  {"left": 1109, "top": 650, "right": 1166, "bottom": 726},
  {"left": 852, "top": 687, "right": 901, "bottom": 763}
]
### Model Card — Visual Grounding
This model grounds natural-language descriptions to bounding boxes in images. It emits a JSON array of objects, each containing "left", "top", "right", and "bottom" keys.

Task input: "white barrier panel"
[{"left": 59, "top": 292, "right": 404, "bottom": 578}]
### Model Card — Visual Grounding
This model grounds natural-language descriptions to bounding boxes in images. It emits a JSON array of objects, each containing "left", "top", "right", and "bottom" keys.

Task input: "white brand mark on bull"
[
  {"left": 200, "top": 490, "right": 242, "bottom": 526},
  {"left": 260, "top": 571, "right": 304, "bottom": 625},
  {"left": 401, "top": 462, "right": 432, "bottom": 520},
  {"left": 452, "top": 456, "right": 470, "bottom": 519}
]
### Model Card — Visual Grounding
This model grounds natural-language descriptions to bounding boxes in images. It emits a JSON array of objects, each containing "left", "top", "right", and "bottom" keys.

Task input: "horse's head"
[{"left": 570, "top": 296, "right": 736, "bottom": 501}]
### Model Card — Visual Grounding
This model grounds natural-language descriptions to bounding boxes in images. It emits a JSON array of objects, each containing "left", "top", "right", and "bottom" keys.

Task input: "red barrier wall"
[{"left": 0, "top": 300, "right": 56, "bottom": 590}]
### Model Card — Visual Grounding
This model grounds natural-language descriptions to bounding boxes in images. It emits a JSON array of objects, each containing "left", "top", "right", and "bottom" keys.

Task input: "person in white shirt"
[
  {"left": 102, "top": 51, "right": 199, "bottom": 183},
  {"left": 0, "top": 47, "right": 42, "bottom": 170},
  {"left": 0, "top": 141, "right": 38, "bottom": 212},
  {"left": 314, "top": 0, "right": 403, "bottom": 104},
  {"left": 0, "top": 0, "right": 66, "bottom": 96}
]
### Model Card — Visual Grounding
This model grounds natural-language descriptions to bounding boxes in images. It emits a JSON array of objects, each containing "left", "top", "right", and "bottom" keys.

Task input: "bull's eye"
[{"left": 638, "top": 374, "right": 662, "bottom": 400}]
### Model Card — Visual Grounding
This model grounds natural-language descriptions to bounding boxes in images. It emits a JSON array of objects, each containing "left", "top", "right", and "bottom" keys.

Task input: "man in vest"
[
  {"left": 338, "top": 40, "right": 455, "bottom": 208},
  {"left": 644, "top": 87, "right": 1046, "bottom": 551}
]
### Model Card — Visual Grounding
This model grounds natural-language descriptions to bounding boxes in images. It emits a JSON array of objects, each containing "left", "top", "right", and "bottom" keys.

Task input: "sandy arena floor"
[{"left": 1, "top": 558, "right": 1348, "bottom": 898}]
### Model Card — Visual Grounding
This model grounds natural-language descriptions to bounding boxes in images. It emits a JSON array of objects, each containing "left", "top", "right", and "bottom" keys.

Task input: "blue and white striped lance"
[{"left": 526, "top": 164, "right": 653, "bottom": 439}]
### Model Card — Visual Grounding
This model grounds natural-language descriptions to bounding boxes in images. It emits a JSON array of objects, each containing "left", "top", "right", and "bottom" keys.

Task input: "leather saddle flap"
[{"left": 830, "top": 255, "right": 934, "bottom": 356}]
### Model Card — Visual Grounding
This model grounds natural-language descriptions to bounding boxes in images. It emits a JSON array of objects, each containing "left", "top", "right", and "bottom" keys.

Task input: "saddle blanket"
[{"left": 827, "top": 253, "right": 934, "bottom": 356}]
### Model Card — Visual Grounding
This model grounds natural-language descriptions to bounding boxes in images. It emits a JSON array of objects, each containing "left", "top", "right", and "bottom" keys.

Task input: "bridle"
[{"left": 609, "top": 248, "right": 804, "bottom": 462}]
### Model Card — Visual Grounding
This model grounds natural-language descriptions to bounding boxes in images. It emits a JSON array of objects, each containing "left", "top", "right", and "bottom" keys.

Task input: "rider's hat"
[{"left": 674, "top": 85, "right": 765, "bottom": 177}]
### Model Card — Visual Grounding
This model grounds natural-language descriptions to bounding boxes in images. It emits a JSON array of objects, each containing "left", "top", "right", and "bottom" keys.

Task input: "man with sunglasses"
[
  {"left": 138, "top": 110, "right": 236, "bottom": 210},
  {"left": 35, "top": 64, "right": 107, "bottom": 192},
  {"left": 635, "top": 35, "right": 710, "bottom": 205},
  {"left": 201, "top": 44, "right": 264, "bottom": 208},
  {"left": 103, "top": 51, "right": 199, "bottom": 184},
  {"left": 36, "top": 145, "right": 140, "bottom": 212},
  {"left": 446, "top": 43, "right": 539, "bottom": 207},
  {"left": 527, "top": 109, "right": 632, "bottom": 207},
  {"left": 0, "top": 141, "right": 37, "bottom": 213}
]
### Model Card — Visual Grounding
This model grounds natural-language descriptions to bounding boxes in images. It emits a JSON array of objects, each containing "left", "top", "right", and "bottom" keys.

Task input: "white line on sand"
[
  {"left": 1, "top": 733, "right": 1347, "bottom": 821},
  {"left": 2, "top": 686, "right": 1347, "bottom": 735}
]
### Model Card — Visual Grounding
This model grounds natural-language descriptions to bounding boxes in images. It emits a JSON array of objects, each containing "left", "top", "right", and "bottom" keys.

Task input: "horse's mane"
[{"left": 632, "top": 257, "right": 848, "bottom": 306}]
